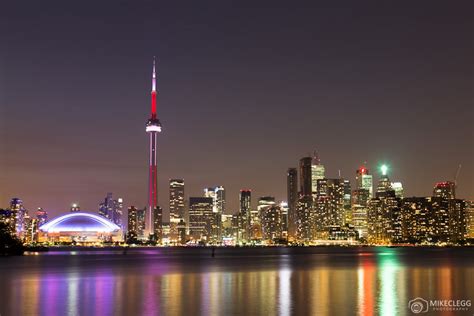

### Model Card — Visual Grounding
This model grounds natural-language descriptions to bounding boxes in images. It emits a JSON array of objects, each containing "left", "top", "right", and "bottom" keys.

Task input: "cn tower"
[{"left": 145, "top": 57, "right": 162, "bottom": 237}]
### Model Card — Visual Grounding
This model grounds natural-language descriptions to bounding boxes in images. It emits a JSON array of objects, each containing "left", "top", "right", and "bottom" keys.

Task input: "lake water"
[{"left": 0, "top": 247, "right": 473, "bottom": 315}]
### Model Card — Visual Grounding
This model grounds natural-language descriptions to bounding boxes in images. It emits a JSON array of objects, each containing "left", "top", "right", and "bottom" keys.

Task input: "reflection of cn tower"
[{"left": 145, "top": 57, "right": 162, "bottom": 236}]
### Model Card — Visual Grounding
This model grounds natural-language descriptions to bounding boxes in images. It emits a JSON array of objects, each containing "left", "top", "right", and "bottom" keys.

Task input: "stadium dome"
[{"left": 39, "top": 212, "right": 120, "bottom": 233}]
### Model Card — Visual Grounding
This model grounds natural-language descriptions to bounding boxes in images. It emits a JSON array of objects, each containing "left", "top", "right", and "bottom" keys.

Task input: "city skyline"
[{"left": 1, "top": 1, "right": 473, "bottom": 217}]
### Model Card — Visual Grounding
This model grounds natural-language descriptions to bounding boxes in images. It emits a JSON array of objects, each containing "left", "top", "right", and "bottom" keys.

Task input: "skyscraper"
[
  {"left": 10, "top": 198, "right": 26, "bottom": 236},
  {"left": 314, "top": 178, "right": 345, "bottom": 238},
  {"left": 311, "top": 153, "right": 325, "bottom": 194},
  {"left": 261, "top": 202, "right": 285, "bottom": 244},
  {"left": 391, "top": 182, "right": 404, "bottom": 198},
  {"left": 127, "top": 206, "right": 138, "bottom": 242},
  {"left": 433, "top": 181, "right": 456, "bottom": 199},
  {"left": 204, "top": 186, "right": 225, "bottom": 241},
  {"left": 343, "top": 179, "right": 352, "bottom": 225},
  {"left": 287, "top": 168, "right": 298, "bottom": 241},
  {"left": 299, "top": 157, "right": 313, "bottom": 197},
  {"left": 169, "top": 179, "right": 185, "bottom": 219},
  {"left": 146, "top": 57, "right": 162, "bottom": 237},
  {"left": 188, "top": 197, "right": 214, "bottom": 243},
  {"left": 169, "top": 179, "right": 185, "bottom": 242},
  {"left": 98, "top": 193, "right": 123, "bottom": 228},
  {"left": 258, "top": 196, "right": 277, "bottom": 242},
  {"left": 367, "top": 167, "right": 401, "bottom": 244},
  {"left": 153, "top": 206, "right": 163, "bottom": 243},
  {"left": 239, "top": 189, "right": 251, "bottom": 241},
  {"left": 356, "top": 166, "right": 373, "bottom": 198},
  {"left": 297, "top": 157, "right": 314, "bottom": 242},
  {"left": 36, "top": 207, "right": 48, "bottom": 226}
]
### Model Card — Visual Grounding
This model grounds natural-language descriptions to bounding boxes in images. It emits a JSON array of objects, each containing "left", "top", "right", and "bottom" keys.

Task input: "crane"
[{"left": 454, "top": 164, "right": 462, "bottom": 187}]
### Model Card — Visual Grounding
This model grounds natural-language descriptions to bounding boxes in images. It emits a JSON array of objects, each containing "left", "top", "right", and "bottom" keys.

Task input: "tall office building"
[
  {"left": 204, "top": 186, "right": 225, "bottom": 241},
  {"left": 153, "top": 206, "right": 163, "bottom": 243},
  {"left": 287, "top": 168, "right": 298, "bottom": 240},
  {"left": 254, "top": 196, "right": 276, "bottom": 240},
  {"left": 297, "top": 157, "right": 314, "bottom": 242},
  {"left": 433, "top": 181, "right": 456, "bottom": 199},
  {"left": 368, "top": 169, "right": 401, "bottom": 244},
  {"left": 188, "top": 197, "right": 215, "bottom": 243},
  {"left": 391, "top": 182, "right": 404, "bottom": 198},
  {"left": 169, "top": 179, "right": 185, "bottom": 219},
  {"left": 367, "top": 197, "right": 401, "bottom": 244},
  {"left": 400, "top": 197, "right": 434, "bottom": 243},
  {"left": 0, "top": 208, "right": 16, "bottom": 235},
  {"left": 261, "top": 202, "right": 285, "bottom": 243},
  {"left": 136, "top": 208, "right": 146, "bottom": 238},
  {"left": 258, "top": 197, "right": 278, "bottom": 242},
  {"left": 204, "top": 186, "right": 226, "bottom": 214},
  {"left": 10, "top": 198, "right": 26, "bottom": 236},
  {"left": 343, "top": 179, "right": 352, "bottom": 225},
  {"left": 299, "top": 157, "right": 313, "bottom": 197},
  {"left": 279, "top": 201, "right": 289, "bottom": 240},
  {"left": 127, "top": 206, "right": 138, "bottom": 241},
  {"left": 239, "top": 189, "right": 251, "bottom": 241},
  {"left": 314, "top": 178, "right": 345, "bottom": 237},
  {"left": 145, "top": 57, "right": 163, "bottom": 237},
  {"left": 296, "top": 196, "right": 313, "bottom": 241},
  {"left": 356, "top": 167, "right": 373, "bottom": 198},
  {"left": 311, "top": 153, "right": 325, "bottom": 194},
  {"left": 98, "top": 193, "right": 123, "bottom": 228},
  {"left": 467, "top": 201, "right": 474, "bottom": 239},
  {"left": 376, "top": 175, "right": 395, "bottom": 199},
  {"left": 169, "top": 179, "right": 185, "bottom": 242},
  {"left": 352, "top": 186, "right": 369, "bottom": 240},
  {"left": 36, "top": 208, "right": 48, "bottom": 226}
]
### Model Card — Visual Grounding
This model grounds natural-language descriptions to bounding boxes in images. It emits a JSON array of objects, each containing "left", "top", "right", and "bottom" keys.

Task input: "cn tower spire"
[
  {"left": 145, "top": 57, "right": 162, "bottom": 240},
  {"left": 151, "top": 56, "right": 157, "bottom": 119}
]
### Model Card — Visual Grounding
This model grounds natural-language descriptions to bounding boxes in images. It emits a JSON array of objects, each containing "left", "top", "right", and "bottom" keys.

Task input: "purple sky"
[{"left": 1, "top": 1, "right": 473, "bottom": 218}]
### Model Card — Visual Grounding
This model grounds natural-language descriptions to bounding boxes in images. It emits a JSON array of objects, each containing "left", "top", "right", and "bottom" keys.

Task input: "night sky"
[{"left": 1, "top": 1, "right": 473, "bottom": 218}]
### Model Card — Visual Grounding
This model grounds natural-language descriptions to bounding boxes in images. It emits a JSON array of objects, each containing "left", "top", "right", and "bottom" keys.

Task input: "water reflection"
[{"left": 0, "top": 248, "right": 473, "bottom": 315}]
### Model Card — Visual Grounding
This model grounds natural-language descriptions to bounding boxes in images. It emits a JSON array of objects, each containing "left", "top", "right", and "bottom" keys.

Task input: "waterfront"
[{"left": 0, "top": 247, "right": 473, "bottom": 315}]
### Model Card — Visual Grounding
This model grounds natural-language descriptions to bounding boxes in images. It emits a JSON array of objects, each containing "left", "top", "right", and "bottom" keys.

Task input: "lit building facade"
[
  {"left": 287, "top": 168, "right": 298, "bottom": 241},
  {"left": 153, "top": 206, "right": 163, "bottom": 243},
  {"left": 256, "top": 196, "right": 276, "bottom": 241},
  {"left": 169, "top": 179, "right": 185, "bottom": 242},
  {"left": 36, "top": 208, "right": 48, "bottom": 226},
  {"left": 127, "top": 206, "right": 139, "bottom": 242},
  {"left": 188, "top": 197, "right": 215, "bottom": 244},
  {"left": 311, "top": 153, "right": 325, "bottom": 195},
  {"left": 261, "top": 203, "right": 286, "bottom": 243},
  {"left": 356, "top": 167, "right": 373, "bottom": 199},
  {"left": 433, "top": 181, "right": 456, "bottom": 199},
  {"left": 39, "top": 212, "right": 122, "bottom": 243},
  {"left": 10, "top": 198, "right": 26, "bottom": 236},
  {"left": 98, "top": 193, "right": 123, "bottom": 228},
  {"left": 239, "top": 189, "right": 251, "bottom": 242},
  {"left": 204, "top": 186, "right": 225, "bottom": 241},
  {"left": 314, "top": 178, "right": 345, "bottom": 238}
]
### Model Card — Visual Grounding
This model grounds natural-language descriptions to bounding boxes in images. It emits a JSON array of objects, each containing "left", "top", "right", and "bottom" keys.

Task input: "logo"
[
  {"left": 408, "top": 297, "right": 429, "bottom": 314},
  {"left": 408, "top": 297, "right": 472, "bottom": 313}
]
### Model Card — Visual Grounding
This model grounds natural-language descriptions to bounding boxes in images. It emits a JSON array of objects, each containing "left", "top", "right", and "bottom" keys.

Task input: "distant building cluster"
[{"left": 121, "top": 155, "right": 471, "bottom": 246}]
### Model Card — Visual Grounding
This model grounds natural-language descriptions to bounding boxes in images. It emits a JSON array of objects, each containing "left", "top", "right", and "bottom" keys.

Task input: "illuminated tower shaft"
[{"left": 146, "top": 58, "right": 162, "bottom": 236}]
